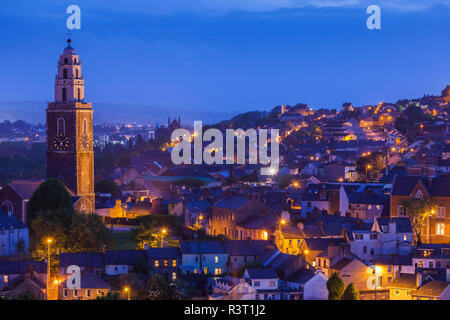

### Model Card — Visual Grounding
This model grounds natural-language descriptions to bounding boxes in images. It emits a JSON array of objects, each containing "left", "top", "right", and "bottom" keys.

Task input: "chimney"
[{"left": 416, "top": 272, "right": 422, "bottom": 288}]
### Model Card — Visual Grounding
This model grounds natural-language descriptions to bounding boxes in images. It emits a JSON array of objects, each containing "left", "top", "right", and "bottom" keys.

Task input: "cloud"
[{"left": 85, "top": 0, "right": 450, "bottom": 14}]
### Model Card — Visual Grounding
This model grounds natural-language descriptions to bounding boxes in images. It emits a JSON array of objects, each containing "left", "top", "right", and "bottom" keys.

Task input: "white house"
[
  {"left": 285, "top": 268, "right": 328, "bottom": 300},
  {"left": 243, "top": 268, "right": 281, "bottom": 300}
]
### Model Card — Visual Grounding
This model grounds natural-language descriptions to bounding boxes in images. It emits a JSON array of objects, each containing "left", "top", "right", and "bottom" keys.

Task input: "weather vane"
[{"left": 66, "top": 28, "right": 72, "bottom": 46}]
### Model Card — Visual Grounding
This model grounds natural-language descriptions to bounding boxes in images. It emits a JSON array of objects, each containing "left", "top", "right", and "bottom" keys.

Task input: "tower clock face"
[
  {"left": 81, "top": 132, "right": 90, "bottom": 150},
  {"left": 53, "top": 132, "right": 69, "bottom": 151}
]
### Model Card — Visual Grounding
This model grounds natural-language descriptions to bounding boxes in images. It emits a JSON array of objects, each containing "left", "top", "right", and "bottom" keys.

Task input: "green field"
[{"left": 110, "top": 232, "right": 137, "bottom": 250}]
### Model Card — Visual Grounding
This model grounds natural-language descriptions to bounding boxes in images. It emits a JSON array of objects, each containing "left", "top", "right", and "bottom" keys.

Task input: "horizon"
[{"left": 0, "top": 1, "right": 449, "bottom": 124}]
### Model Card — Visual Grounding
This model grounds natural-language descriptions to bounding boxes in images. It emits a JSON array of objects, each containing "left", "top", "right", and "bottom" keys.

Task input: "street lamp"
[
  {"left": 124, "top": 286, "right": 131, "bottom": 300},
  {"left": 366, "top": 164, "right": 372, "bottom": 180},
  {"left": 161, "top": 229, "right": 167, "bottom": 248},
  {"left": 46, "top": 238, "right": 52, "bottom": 300}
]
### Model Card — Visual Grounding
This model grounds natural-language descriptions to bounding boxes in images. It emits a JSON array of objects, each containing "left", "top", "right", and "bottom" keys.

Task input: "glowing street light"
[
  {"left": 161, "top": 229, "right": 167, "bottom": 248},
  {"left": 46, "top": 238, "right": 53, "bottom": 300},
  {"left": 124, "top": 286, "right": 131, "bottom": 300}
]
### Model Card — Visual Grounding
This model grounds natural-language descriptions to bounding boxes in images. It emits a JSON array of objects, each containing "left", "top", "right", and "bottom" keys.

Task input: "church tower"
[{"left": 46, "top": 38, "right": 95, "bottom": 212}]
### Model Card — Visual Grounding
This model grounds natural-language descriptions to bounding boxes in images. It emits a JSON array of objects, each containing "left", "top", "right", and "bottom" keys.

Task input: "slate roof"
[
  {"left": 286, "top": 268, "right": 316, "bottom": 284},
  {"left": 413, "top": 281, "right": 450, "bottom": 297},
  {"left": 388, "top": 274, "right": 417, "bottom": 289},
  {"left": 8, "top": 180, "right": 43, "bottom": 199},
  {"left": 392, "top": 176, "right": 450, "bottom": 197},
  {"left": 146, "top": 247, "right": 180, "bottom": 260},
  {"left": 0, "top": 209, "right": 27, "bottom": 229},
  {"left": 60, "top": 272, "right": 111, "bottom": 289},
  {"left": 184, "top": 200, "right": 211, "bottom": 213},
  {"left": 244, "top": 268, "right": 279, "bottom": 279},
  {"left": 59, "top": 252, "right": 105, "bottom": 268},
  {"left": 212, "top": 196, "right": 249, "bottom": 210},
  {"left": 237, "top": 214, "right": 277, "bottom": 230},
  {"left": 330, "top": 258, "right": 354, "bottom": 270},
  {"left": 104, "top": 250, "right": 147, "bottom": 265},
  {"left": 376, "top": 217, "right": 412, "bottom": 233},
  {"left": 226, "top": 240, "right": 272, "bottom": 256},
  {"left": 0, "top": 260, "right": 46, "bottom": 274},
  {"left": 180, "top": 241, "right": 228, "bottom": 254}
]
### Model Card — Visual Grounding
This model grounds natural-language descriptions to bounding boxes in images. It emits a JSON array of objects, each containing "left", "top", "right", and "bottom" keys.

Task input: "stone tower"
[{"left": 46, "top": 38, "right": 95, "bottom": 212}]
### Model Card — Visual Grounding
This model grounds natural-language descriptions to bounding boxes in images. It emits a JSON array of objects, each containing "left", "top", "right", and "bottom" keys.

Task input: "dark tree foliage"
[
  {"left": 147, "top": 274, "right": 177, "bottom": 300},
  {"left": 26, "top": 178, "right": 74, "bottom": 223},
  {"left": 95, "top": 179, "right": 121, "bottom": 197},
  {"left": 342, "top": 283, "right": 360, "bottom": 300},
  {"left": 326, "top": 272, "right": 345, "bottom": 300}
]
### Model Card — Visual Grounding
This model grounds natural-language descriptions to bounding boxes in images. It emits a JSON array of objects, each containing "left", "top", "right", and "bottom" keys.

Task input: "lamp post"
[
  {"left": 366, "top": 164, "right": 372, "bottom": 181},
  {"left": 46, "top": 238, "right": 52, "bottom": 300},
  {"left": 161, "top": 229, "right": 167, "bottom": 248},
  {"left": 124, "top": 287, "right": 131, "bottom": 300}
]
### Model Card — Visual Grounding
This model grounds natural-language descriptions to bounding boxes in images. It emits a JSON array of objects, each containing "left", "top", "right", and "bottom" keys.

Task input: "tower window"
[
  {"left": 83, "top": 119, "right": 87, "bottom": 134},
  {"left": 57, "top": 118, "right": 65, "bottom": 134},
  {"left": 76, "top": 69, "right": 79, "bottom": 78},
  {"left": 78, "top": 88, "right": 81, "bottom": 101},
  {"left": 63, "top": 69, "right": 68, "bottom": 79},
  {"left": 62, "top": 88, "right": 67, "bottom": 102},
  {"left": 64, "top": 58, "right": 68, "bottom": 64}
]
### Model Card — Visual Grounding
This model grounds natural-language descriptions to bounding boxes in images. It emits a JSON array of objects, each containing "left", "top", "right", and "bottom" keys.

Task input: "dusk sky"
[{"left": 0, "top": 0, "right": 449, "bottom": 124}]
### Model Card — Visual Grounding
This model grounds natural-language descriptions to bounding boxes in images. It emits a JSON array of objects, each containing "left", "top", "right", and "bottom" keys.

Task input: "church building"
[{"left": 45, "top": 38, "right": 95, "bottom": 213}]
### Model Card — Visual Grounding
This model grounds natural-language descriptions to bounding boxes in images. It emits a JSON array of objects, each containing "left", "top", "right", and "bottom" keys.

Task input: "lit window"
[
  {"left": 436, "top": 207, "right": 446, "bottom": 218},
  {"left": 164, "top": 260, "right": 168, "bottom": 268},
  {"left": 3, "top": 275, "right": 7, "bottom": 283},
  {"left": 203, "top": 267, "right": 208, "bottom": 274},
  {"left": 172, "top": 260, "right": 176, "bottom": 268},
  {"left": 154, "top": 260, "right": 159, "bottom": 268},
  {"left": 398, "top": 206, "right": 407, "bottom": 216},
  {"left": 172, "top": 272, "right": 177, "bottom": 282},
  {"left": 403, "top": 234, "right": 407, "bottom": 241},
  {"left": 214, "top": 268, "right": 222, "bottom": 275},
  {"left": 214, "top": 256, "right": 219, "bottom": 264},
  {"left": 436, "top": 223, "right": 445, "bottom": 236}
]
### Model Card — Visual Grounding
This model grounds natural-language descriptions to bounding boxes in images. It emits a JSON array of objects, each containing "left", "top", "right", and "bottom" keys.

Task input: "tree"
[
  {"left": 27, "top": 178, "right": 74, "bottom": 223},
  {"left": 326, "top": 272, "right": 345, "bottom": 300},
  {"left": 341, "top": 283, "right": 359, "bottom": 300},
  {"left": 356, "top": 151, "right": 386, "bottom": 180},
  {"left": 95, "top": 179, "right": 120, "bottom": 197},
  {"left": 147, "top": 274, "right": 177, "bottom": 300},
  {"left": 278, "top": 175, "right": 292, "bottom": 189},
  {"left": 401, "top": 197, "right": 436, "bottom": 246}
]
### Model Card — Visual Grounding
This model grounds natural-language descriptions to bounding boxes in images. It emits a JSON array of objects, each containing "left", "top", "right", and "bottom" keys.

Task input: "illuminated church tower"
[{"left": 46, "top": 38, "right": 95, "bottom": 212}]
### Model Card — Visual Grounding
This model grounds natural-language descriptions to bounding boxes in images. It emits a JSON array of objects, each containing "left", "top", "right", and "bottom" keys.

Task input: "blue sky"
[{"left": 0, "top": 0, "right": 449, "bottom": 124}]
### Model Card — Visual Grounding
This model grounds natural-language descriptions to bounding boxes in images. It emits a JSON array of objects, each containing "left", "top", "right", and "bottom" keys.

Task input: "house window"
[
  {"left": 164, "top": 260, "right": 168, "bottom": 268},
  {"left": 418, "top": 261, "right": 423, "bottom": 268},
  {"left": 95, "top": 269, "right": 100, "bottom": 276},
  {"left": 270, "top": 281, "right": 276, "bottom": 287},
  {"left": 154, "top": 260, "right": 159, "bottom": 268},
  {"left": 254, "top": 281, "right": 261, "bottom": 287},
  {"left": 320, "top": 191, "right": 327, "bottom": 200},
  {"left": 64, "top": 289, "right": 68, "bottom": 297},
  {"left": 436, "top": 207, "right": 446, "bottom": 218},
  {"left": 363, "top": 246, "right": 367, "bottom": 253},
  {"left": 3, "top": 275, "right": 8, "bottom": 283},
  {"left": 381, "top": 225, "right": 389, "bottom": 233},
  {"left": 214, "top": 268, "right": 222, "bottom": 275},
  {"left": 193, "top": 269, "right": 198, "bottom": 274},
  {"left": 370, "top": 234, "right": 378, "bottom": 240},
  {"left": 355, "top": 234, "right": 363, "bottom": 240},
  {"left": 195, "top": 256, "right": 199, "bottom": 263},
  {"left": 203, "top": 267, "right": 208, "bottom": 275},
  {"left": 172, "top": 272, "right": 177, "bottom": 282},
  {"left": 87, "top": 289, "right": 91, "bottom": 297},
  {"left": 429, "top": 262, "right": 434, "bottom": 268},
  {"left": 74, "top": 289, "right": 78, "bottom": 297},
  {"left": 436, "top": 223, "right": 445, "bottom": 235},
  {"left": 394, "top": 290, "right": 400, "bottom": 296},
  {"left": 214, "top": 256, "right": 219, "bottom": 264},
  {"left": 398, "top": 206, "right": 407, "bottom": 217},
  {"left": 307, "top": 202, "right": 311, "bottom": 208},
  {"left": 172, "top": 260, "right": 176, "bottom": 268},
  {"left": 403, "top": 234, "right": 407, "bottom": 241}
]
